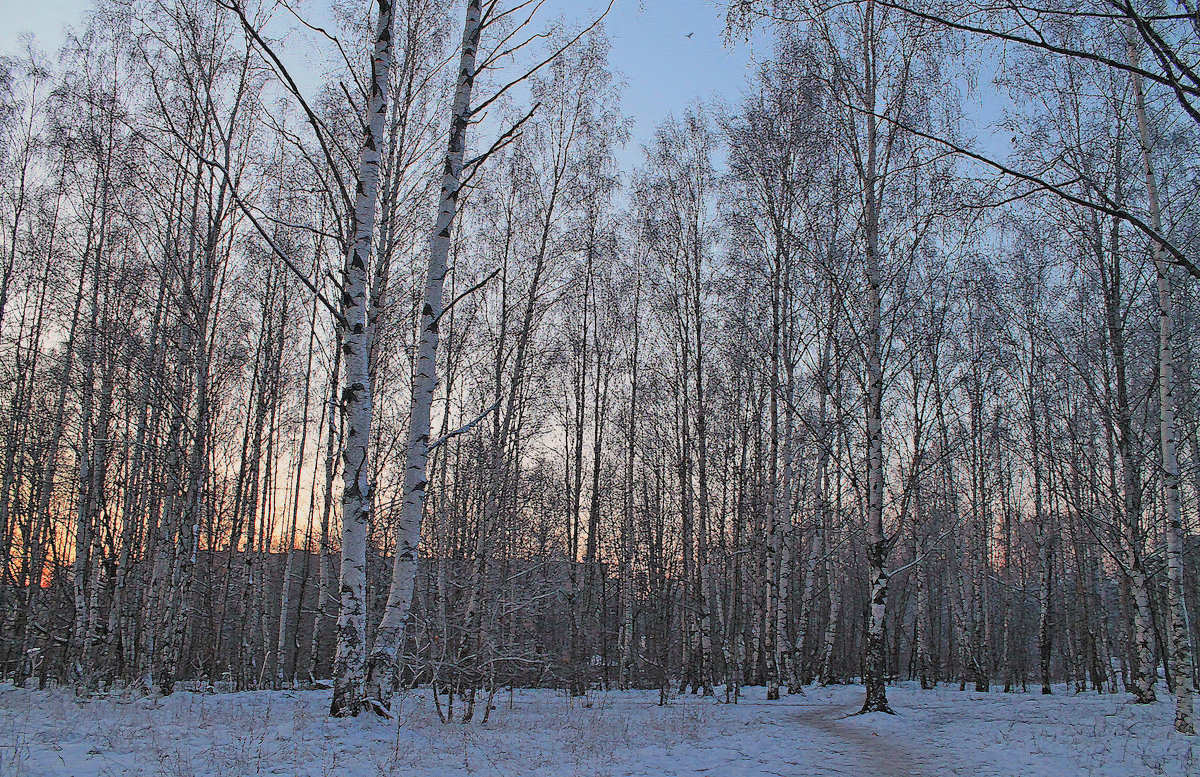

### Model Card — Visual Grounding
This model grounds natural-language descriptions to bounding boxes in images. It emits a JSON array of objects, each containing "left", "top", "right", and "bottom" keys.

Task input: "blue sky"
[
  {"left": 599, "top": 1, "right": 761, "bottom": 143},
  {"left": 2, "top": 0, "right": 84, "bottom": 52},
  {"left": 1, "top": 0, "right": 762, "bottom": 164}
]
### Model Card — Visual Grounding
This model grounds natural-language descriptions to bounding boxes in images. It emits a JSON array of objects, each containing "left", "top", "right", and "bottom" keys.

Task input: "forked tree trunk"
[{"left": 361, "top": 0, "right": 480, "bottom": 715}]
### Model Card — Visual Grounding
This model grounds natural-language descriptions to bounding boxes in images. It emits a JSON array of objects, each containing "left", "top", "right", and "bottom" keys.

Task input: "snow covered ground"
[{"left": 0, "top": 681, "right": 1196, "bottom": 776}]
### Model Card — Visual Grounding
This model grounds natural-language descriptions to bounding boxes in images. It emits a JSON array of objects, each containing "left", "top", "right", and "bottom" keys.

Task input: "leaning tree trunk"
[
  {"left": 276, "top": 296, "right": 317, "bottom": 688},
  {"left": 361, "top": 0, "right": 481, "bottom": 715},
  {"left": 330, "top": 0, "right": 398, "bottom": 718},
  {"left": 307, "top": 345, "right": 340, "bottom": 684}
]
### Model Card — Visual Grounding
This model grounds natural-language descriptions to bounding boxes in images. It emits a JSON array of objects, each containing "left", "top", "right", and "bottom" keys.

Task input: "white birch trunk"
[
  {"left": 1131, "top": 53, "right": 1194, "bottom": 733},
  {"left": 860, "top": 15, "right": 890, "bottom": 709},
  {"left": 330, "top": 0, "right": 397, "bottom": 718},
  {"left": 361, "top": 0, "right": 480, "bottom": 714},
  {"left": 764, "top": 263, "right": 782, "bottom": 700}
]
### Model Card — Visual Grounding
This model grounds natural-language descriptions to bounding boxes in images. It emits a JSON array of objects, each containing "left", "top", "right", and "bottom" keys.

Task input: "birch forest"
[{"left": 1, "top": 0, "right": 1200, "bottom": 773}]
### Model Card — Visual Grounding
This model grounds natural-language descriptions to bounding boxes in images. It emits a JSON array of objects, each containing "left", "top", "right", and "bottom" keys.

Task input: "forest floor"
[{"left": 0, "top": 680, "right": 1195, "bottom": 776}]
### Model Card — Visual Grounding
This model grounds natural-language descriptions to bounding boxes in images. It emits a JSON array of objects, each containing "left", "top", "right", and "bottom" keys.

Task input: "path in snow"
[
  {"left": 792, "top": 702, "right": 933, "bottom": 776},
  {"left": 679, "top": 698, "right": 968, "bottom": 777}
]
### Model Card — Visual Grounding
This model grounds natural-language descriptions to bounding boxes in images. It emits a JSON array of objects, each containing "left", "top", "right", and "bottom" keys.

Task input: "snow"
[{"left": 1, "top": 681, "right": 1196, "bottom": 776}]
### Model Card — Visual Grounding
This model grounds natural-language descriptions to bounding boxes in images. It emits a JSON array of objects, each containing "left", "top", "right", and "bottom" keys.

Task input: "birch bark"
[
  {"left": 330, "top": 0, "right": 398, "bottom": 718},
  {"left": 360, "top": 0, "right": 479, "bottom": 715},
  {"left": 859, "top": 0, "right": 891, "bottom": 713},
  {"left": 1130, "top": 48, "right": 1194, "bottom": 733}
]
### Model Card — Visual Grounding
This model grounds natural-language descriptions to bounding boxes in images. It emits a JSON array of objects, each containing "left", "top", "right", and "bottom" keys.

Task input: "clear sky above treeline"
[{"left": 2, "top": 0, "right": 762, "bottom": 168}]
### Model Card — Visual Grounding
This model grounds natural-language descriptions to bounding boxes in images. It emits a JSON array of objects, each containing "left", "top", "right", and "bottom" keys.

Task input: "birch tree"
[
  {"left": 1129, "top": 31, "right": 1194, "bottom": 733},
  {"left": 327, "top": 0, "right": 398, "bottom": 718}
]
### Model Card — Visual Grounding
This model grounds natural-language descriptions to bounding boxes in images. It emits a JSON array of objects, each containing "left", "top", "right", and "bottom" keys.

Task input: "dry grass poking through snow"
[
  {"left": 0, "top": 685, "right": 710, "bottom": 777},
  {"left": 870, "top": 682, "right": 1200, "bottom": 777},
  {"left": 0, "top": 682, "right": 1195, "bottom": 777}
]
